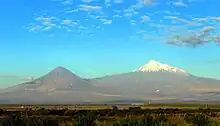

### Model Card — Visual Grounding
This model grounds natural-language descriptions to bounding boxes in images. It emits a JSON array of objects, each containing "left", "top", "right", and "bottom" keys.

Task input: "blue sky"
[{"left": 0, "top": 0, "right": 220, "bottom": 88}]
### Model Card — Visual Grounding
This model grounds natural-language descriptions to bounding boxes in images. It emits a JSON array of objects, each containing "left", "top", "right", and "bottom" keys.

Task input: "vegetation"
[{"left": 1, "top": 106, "right": 220, "bottom": 126}]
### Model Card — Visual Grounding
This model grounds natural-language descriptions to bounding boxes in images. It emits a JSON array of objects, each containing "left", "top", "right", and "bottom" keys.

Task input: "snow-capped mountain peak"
[{"left": 136, "top": 60, "right": 189, "bottom": 75}]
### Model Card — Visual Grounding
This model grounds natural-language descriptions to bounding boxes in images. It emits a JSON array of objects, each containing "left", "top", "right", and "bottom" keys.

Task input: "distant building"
[
  {"left": 112, "top": 105, "right": 119, "bottom": 110},
  {"left": 131, "top": 103, "right": 144, "bottom": 107}
]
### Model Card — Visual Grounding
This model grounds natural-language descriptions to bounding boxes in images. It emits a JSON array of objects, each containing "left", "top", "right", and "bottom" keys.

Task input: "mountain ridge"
[{"left": 1, "top": 61, "right": 220, "bottom": 104}]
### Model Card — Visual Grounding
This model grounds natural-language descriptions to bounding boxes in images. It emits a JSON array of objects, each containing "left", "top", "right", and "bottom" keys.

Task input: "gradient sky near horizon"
[{"left": 0, "top": 0, "right": 220, "bottom": 88}]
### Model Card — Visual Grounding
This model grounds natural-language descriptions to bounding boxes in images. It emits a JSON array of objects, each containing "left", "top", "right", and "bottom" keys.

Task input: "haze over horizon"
[{"left": 0, "top": 0, "right": 220, "bottom": 88}]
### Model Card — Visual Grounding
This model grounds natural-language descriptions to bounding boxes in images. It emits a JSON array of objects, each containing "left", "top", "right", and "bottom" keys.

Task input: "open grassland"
[
  {"left": 1, "top": 102, "right": 220, "bottom": 110},
  {"left": 1, "top": 102, "right": 220, "bottom": 125}
]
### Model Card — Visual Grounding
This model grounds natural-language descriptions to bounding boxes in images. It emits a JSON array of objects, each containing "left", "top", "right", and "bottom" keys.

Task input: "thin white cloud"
[
  {"left": 143, "top": 0, "right": 154, "bottom": 6},
  {"left": 90, "top": 15, "right": 108, "bottom": 19},
  {"left": 27, "top": 16, "right": 63, "bottom": 32},
  {"left": 103, "top": 20, "right": 112, "bottom": 24},
  {"left": 124, "top": 13, "right": 133, "bottom": 17},
  {"left": 33, "top": 16, "right": 58, "bottom": 31},
  {"left": 164, "top": 26, "right": 218, "bottom": 47},
  {"left": 211, "top": 36, "right": 220, "bottom": 44},
  {"left": 212, "top": 17, "right": 220, "bottom": 22},
  {"left": 112, "top": 14, "right": 122, "bottom": 18},
  {"left": 136, "top": 29, "right": 146, "bottom": 34},
  {"left": 42, "top": 21, "right": 56, "bottom": 27},
  {"left": 123, "top": 8, "right": 138, "bottom": 17},
  {"left": 141, "top": 15, "right": 151, "bottom": 23},
  {"left": 155, "top": 10, "right": 180, "bottom": 16},
  {"left": 124, "top": 8, "right": 133, "bottom": 13},
  {"left": 43, "top": 27, "right": 53, "bottom": 31},
  {"left": 192, "top": 17, "right": 209, "bottom": 22},
  {"left": 62, "top": 19, "right": 73, "bottom": 25},
  {"left": 130, "top": 20, "right": 136, "bottom": 26},
  {"left": 28, "top": 25, "right": 42, "bottom": 32},
  {"left": 79, "top": 5, "right": 102, "bottom": 11},
  {"left": 106, "top": 3, "right": 111, "bottom": 7},
  {"left": 30, "top": 0, "right": 219, "bottom": 47},
  {"left": 200, "top": 26, "right": 215, "bottom": 33},
  {"left": 164, "top": 16, "right": 190, "bottom": 24},
  {"left": 134, "top": 0, "right": 158, "bottom": 8},
  {"left": 105, "top": 0, "right": 111, "bottom": 7},
  {"left": 65, "top": 9, "right": 78, "bottom": 13},
  {"left": 168, "top": 0, "right": 188, "bottom": 7},
  {"left": 188, "top": 0, "right": 206, "bottom": 3},
  {"left": 36, "top": 16, "right": 57, "bottom": 22},
  {"left": 61, "top": 19, "right": 78, "bottom": 32},
  {"left": 62, "top": 0, "right": 73, "bottom": 5},
  {"left": 51, "top": 0, "right": 73, "bottom": 5},
  {"left": 82, "top": 0, "right": 94, "bottom": 3},
  {"left": 99, "top": 18, "right": 112, "bottom": 24}
]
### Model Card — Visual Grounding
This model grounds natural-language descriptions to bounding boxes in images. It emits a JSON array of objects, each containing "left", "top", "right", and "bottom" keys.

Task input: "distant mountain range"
[{"left": 0, "top": 60, "right": 220, "bottom": 104}]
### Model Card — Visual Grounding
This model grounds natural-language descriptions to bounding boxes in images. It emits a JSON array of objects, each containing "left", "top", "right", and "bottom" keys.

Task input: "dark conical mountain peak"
[
  {"left": 52, "top": 66, "right": 70, "bottom": 72},
  {"left": 54, "top": 66, "right": 66, "bottom": 70},
  {"left": 29, "top": 66, "right": 91, "bottom": 90},
  {"left": 49, "top": 66, "right": 75, "bottom": 76}
]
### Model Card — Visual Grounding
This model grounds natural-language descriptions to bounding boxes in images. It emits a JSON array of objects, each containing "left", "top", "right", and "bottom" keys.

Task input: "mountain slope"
[
  {"left": 90, "top": 60, "right": 220, "bottom": 101},
  {"left": 90, "top": 72, "right": 220, "bottom": 101},
  {"left": 1, "top": 61, "right": 220, "bottom": 104},
  {"left": 3, "top": 67, "right": 92, "bottom": 93},
  {"left": 34, "top": 66, "right": 92, "bottom": 91},
  {"left": 0, "top": 67, "right": 125, "bottom": 104}
]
